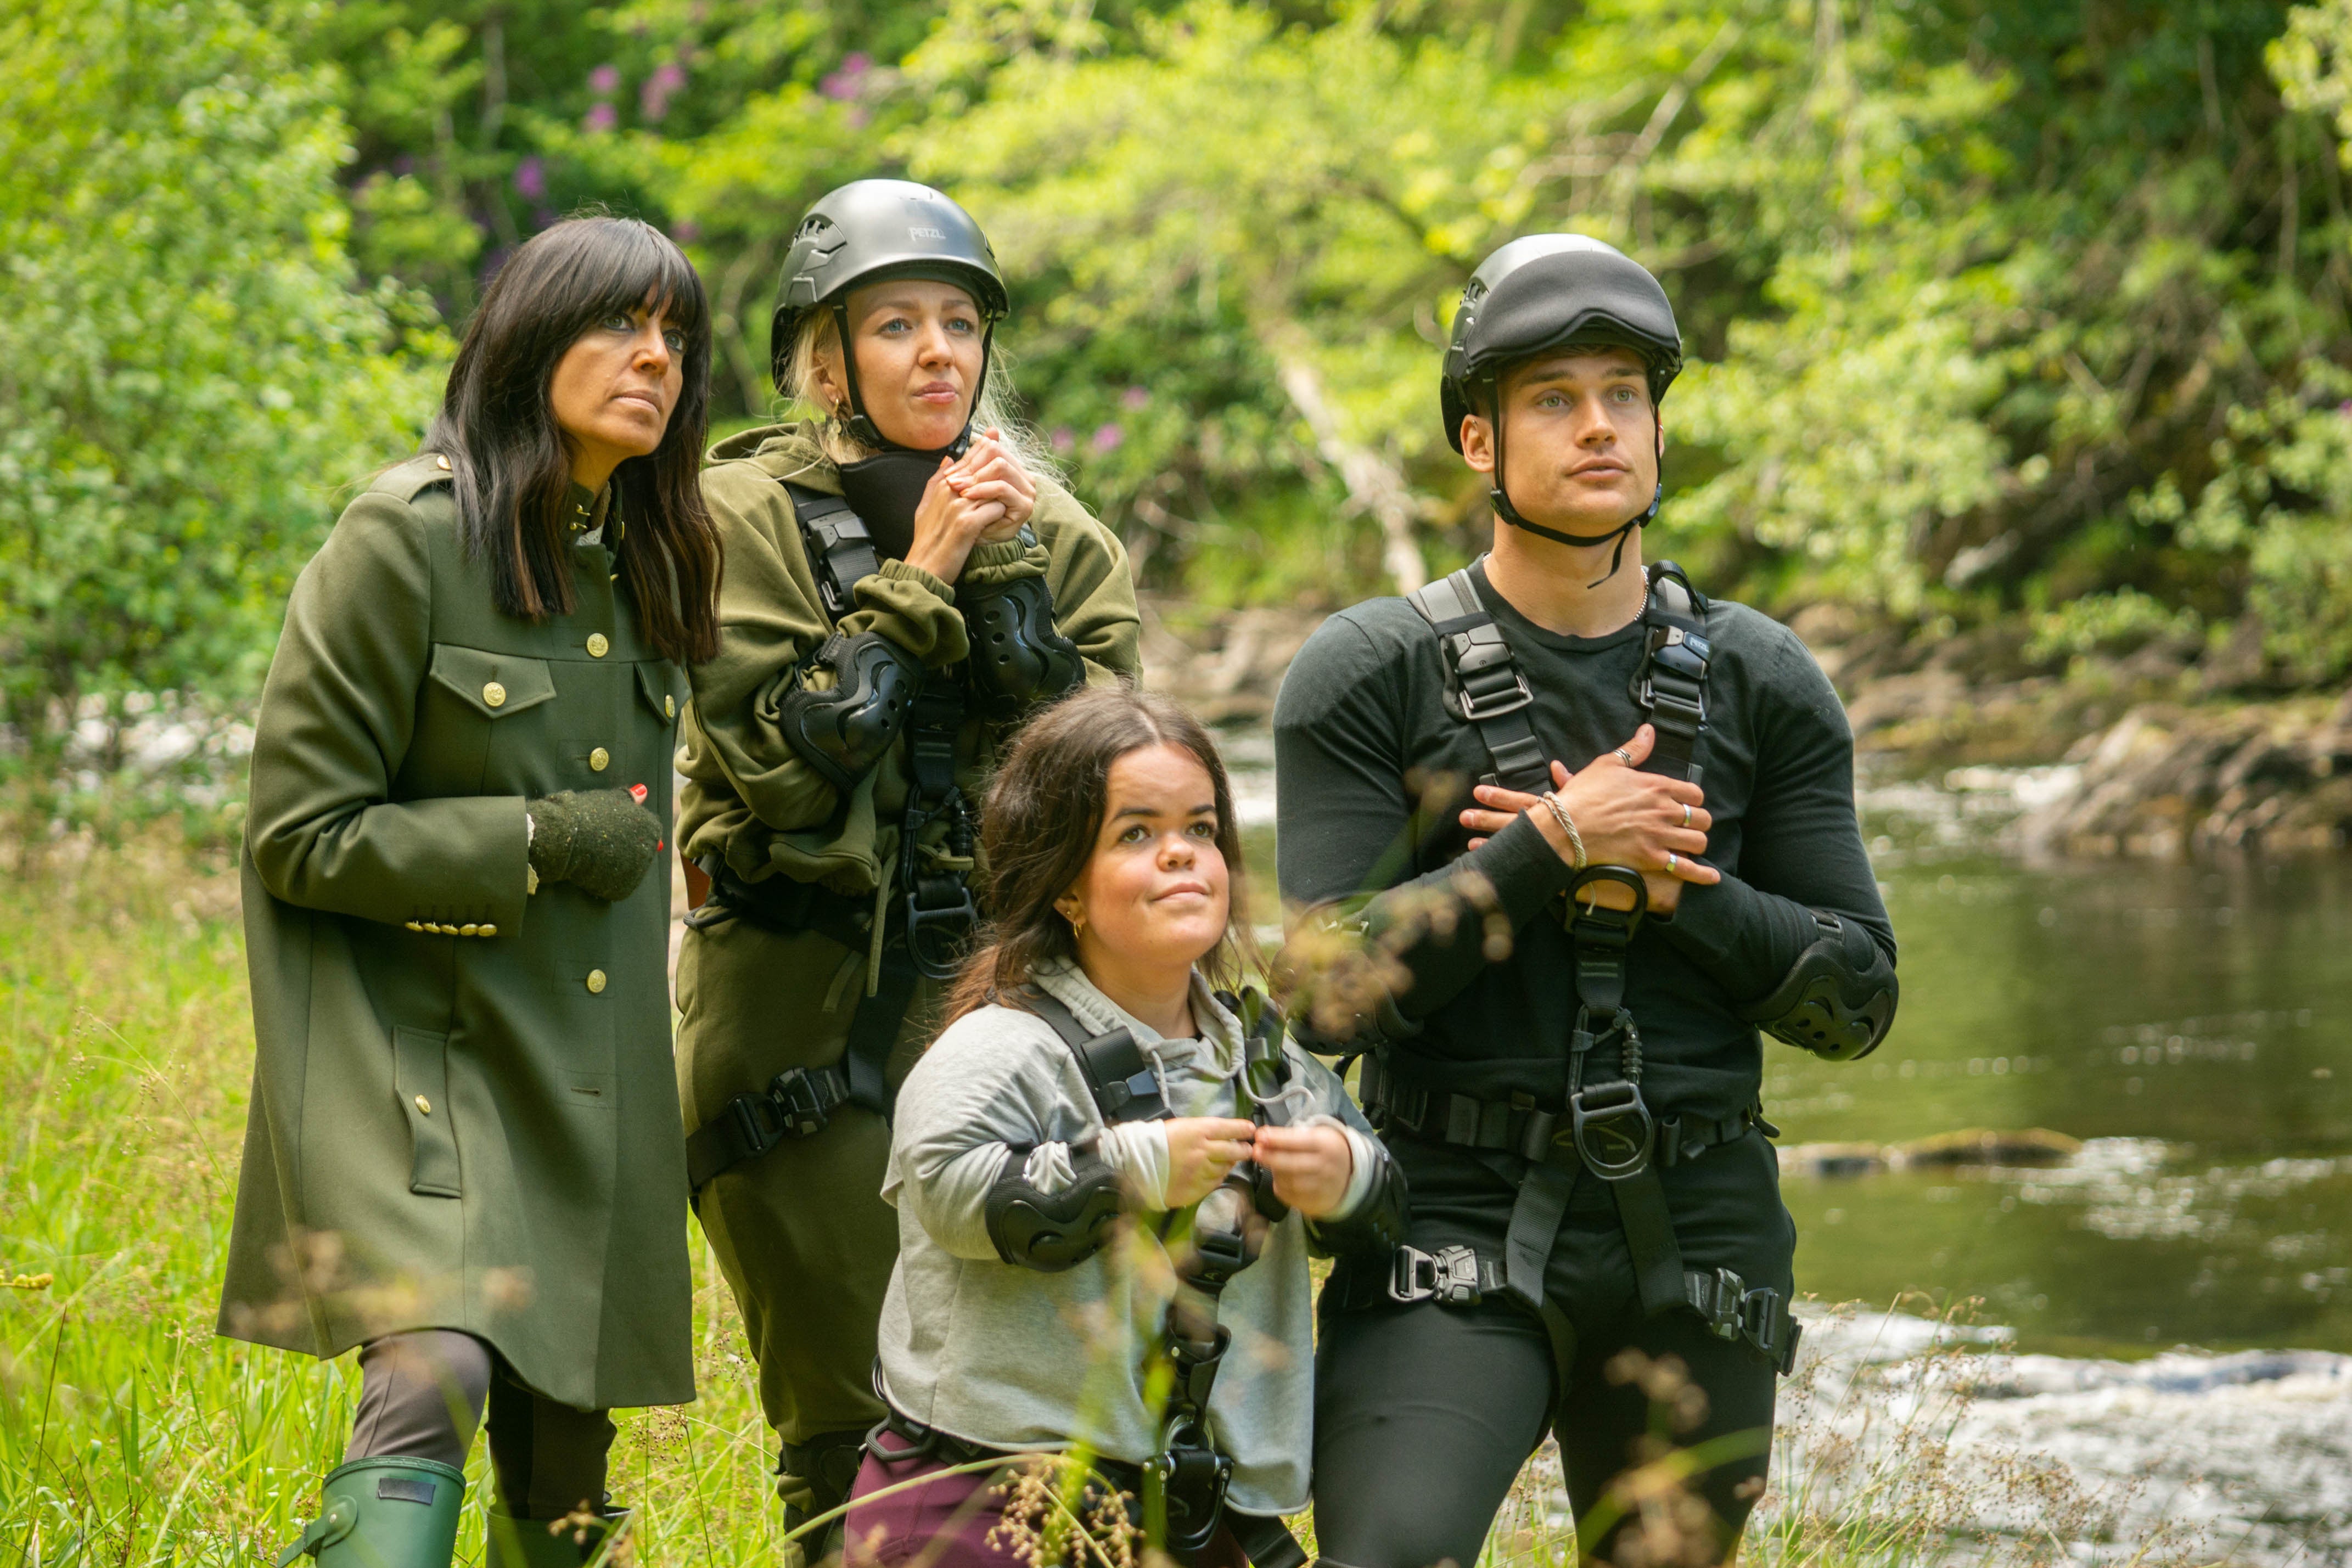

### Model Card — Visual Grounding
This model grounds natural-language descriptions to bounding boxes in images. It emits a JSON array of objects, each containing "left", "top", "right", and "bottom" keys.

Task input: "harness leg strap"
[
  {"left": 1502, "top": 1161, "right": 1573, "bottom": 1314},
  {"left": 841, "top": 943, "right": 920, "bottom": 1119},
  {"left": 1609, "top": 1166, "right": 1689, "bottom": 1318}
]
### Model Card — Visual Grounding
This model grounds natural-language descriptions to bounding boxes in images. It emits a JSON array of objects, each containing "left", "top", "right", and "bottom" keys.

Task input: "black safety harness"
[
  {"left": 1363, "top": 559, "right": 1800, "bottom": 1376},
  {"left": 681, "top": 481, "right": 983, "bottom": 1196},
  {"left": 865, "top": 986, "right": 1310, "bottom": 1568}
]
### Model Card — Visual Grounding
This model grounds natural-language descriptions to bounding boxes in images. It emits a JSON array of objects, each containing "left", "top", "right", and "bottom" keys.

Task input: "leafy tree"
[{"left": 0, "top": 0, "right": 441, "bottom": 837}]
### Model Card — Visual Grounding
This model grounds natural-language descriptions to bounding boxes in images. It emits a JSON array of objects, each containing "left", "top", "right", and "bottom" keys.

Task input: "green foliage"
[
  {"left": 17, "top": 0, "right": 2352, "bottom": 828},
  {"left": 0, "top": 0, "right": 441, "bottom": 827},
  {"left": 2182, "top": 363, "right": 2352, "bottom": 680}
]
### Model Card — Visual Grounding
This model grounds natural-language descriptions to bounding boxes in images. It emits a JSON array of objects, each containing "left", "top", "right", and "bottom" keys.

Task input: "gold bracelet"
[{"left": 1540, "top": 792, "right": 1587, "bottom": 872}]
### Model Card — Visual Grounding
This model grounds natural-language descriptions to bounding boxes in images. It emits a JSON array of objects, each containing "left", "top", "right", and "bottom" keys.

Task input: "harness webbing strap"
[
  {"left": 1391, "top": 554, "right": 1759, "bottom": 1355},
  {"left": 1384, "top": 1244, "right": 1803, "bottom": 1375},
  {"left": 784, "top": 482, "right": 882, "bottom": 619},
  {"left": 1502, "top": 1161, "right": 1574, "bottom": 1313},
  {"left": 1359, "top": 1053, "right": 1773, "bottom": 1167},
  {"left": 682, "top": 860, "right": 919, "bottom": 1195},
  {"left": 1406, "top": 569, "right": 1551, "bottom": 793},
  {"left": 1632, "top": 562, "right": 1711, "bottom": 785}
]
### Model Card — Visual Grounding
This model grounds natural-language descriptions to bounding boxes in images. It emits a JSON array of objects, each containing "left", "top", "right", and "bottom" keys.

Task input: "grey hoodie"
[{"left": 875, "top": 960, "right": 1390, "bottom": 1516}]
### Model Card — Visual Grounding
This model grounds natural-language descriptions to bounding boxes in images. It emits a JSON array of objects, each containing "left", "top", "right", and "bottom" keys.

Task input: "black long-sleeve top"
[{"left": 1273, "top": 560, "right": 1894, "bottom": 1123}]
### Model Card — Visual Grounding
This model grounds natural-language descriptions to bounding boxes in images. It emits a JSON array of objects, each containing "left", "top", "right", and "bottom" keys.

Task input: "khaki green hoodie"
[{"left": 677, "top": 423, "right": 1142, "bottom": 947}]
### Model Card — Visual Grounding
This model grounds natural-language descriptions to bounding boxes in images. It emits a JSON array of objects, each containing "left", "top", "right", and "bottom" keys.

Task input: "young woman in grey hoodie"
[{"left": 840, "top": 687, "right": 1407, "bottom": 1566}]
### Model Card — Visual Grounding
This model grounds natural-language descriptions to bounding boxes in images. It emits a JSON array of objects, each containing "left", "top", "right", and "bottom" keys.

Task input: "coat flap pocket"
[
  {"left": 392, "top": 1026, "right": 463, "bottom": 1198},
  {"left": 430, "top": 644, "right": 557, "bottom": 720},
  {"left": 635, "top": 661, "right": 684, "bottom": 726}
]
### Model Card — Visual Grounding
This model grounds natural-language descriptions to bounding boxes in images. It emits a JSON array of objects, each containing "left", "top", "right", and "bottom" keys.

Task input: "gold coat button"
[
  {"left": 587, "top": 633, "right": 610, "bottom": 658},
  {"left": 588, "top": 746, "right": 610, "bottom": 772},
  {"left": 664, "top": 695, "right": 676, "bottom": 720},
  {"left": 414, "top": 1095, "right": 432, "bottom": 1115},
  {"left": 405, "top": 921, "right": 423, "bottom": 932},
  {"left": 586, "top": 969, "right": 608, "bottom": 995},
  {"left": 434, "top": 454, "right": 452, "bottom": 471},
  {"left": 458, "top": 924, "right": 479, "bottom": 937},
  {"left": 483, "top": 681, "right": 507, "bottom": 709},
  {"left": 478, "top": 924, "right": 497, "bottom": 938}
]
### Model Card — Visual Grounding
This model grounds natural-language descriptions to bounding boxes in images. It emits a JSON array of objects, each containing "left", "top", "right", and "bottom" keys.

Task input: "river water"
[{"left": 1220, "top": 733, "right": 2352, "bottom": 1561}]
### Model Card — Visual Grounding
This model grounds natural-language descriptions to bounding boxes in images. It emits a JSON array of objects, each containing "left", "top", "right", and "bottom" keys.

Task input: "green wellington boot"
[
  {"left": 275, "top": 1457, "right": 466, "bottom": 1567},
  {"left": 485, "top": 1506, "right": 631, "bottom": 1567}
]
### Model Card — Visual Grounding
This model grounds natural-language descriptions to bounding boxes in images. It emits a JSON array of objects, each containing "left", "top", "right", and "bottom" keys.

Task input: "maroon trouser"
[{"left": 843, "top": 1431, "right": 1251, "bottom": 1567}]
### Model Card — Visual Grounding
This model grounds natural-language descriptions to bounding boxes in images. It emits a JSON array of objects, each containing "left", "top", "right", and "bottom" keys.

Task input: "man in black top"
[{"left": 1275, "top": 236, "right": 1897, "bottom": 1567}]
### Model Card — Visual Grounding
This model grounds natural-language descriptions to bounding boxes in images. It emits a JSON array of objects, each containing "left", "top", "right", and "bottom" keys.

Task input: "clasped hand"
[
  {"left": 1163, "top": 1117, "right": 1354, "bottom": 1218},
  {"left": 903, "top": 426, "right": 1039, "bottom": 585},
  {"left": 1457, "top": 723, "right": 1720, "bottom": 913}
]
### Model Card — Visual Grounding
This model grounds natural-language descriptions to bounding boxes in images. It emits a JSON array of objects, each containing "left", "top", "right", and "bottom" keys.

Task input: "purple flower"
[
  {"left": 1091, "top": 423, "right": 1124, "bottom": 454},
  {"left": 642, "top": 60, "right": 687, "bottom": 122},
  {"left": 1121, "top": 385, "right": 1150, "bottom": 411},
  {"left": 583, "top": 102, "right": 618, "bottom": 134},
  {"left": 672, "top": 220, "right": 701, "bottom": 243},
  {"left": 820, "top": 52, "right": 871, "bottom": 100},
  {"left": 588, "top": 63, "right": 620, "bottom": 95},
  {"left": 512, "top": 156, "right": 546, "bottom": 201},
  {"left": 532, "top": 207, "right": 558, "bottom": 229},
  {"left": 1051, "top": 426, "right": 1075, "bottom": 453}
]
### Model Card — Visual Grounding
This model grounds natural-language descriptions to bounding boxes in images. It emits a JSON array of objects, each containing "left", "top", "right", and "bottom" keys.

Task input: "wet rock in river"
[
  {"left": 1778, "top": 1141, "right": 1889, "bottom": 1177},
  {"left": 2019, "top": 694, "right": 2352, "bottom": 858},
  {"left": 1895, "top": 1126, "right": 2084, "bottom": 1167}
]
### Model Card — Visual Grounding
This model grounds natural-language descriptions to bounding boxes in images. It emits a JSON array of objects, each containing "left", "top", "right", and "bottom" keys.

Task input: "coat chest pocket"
[
  {"left": 393, "top": 1026, "right": 462, "bottom": 1198},
  {"left": 425, "top": 644, "right": 558, "bottom": 793}
]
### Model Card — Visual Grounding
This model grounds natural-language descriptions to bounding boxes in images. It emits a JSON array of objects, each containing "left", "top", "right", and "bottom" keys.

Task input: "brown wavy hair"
[
  {"left": 944, "top": 687, "right": 1258, "bottom": 1026},
  {"left": 427, "top": 215, "right": 722, "bottom": 664}
]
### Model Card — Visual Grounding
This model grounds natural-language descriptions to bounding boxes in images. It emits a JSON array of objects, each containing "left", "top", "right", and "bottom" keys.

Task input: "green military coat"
[{"left": 218, "top": 454, "right": 695, "bottom": 1412}]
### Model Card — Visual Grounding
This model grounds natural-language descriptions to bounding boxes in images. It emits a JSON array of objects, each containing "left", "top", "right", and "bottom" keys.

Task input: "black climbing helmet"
[
  {"left": 1440, "top": 234, "right": 1682, "bottom": 454},
  {"left": 1440, "top": 235, "right": 1682, "bottom": 573},
  {"left": 770, "top": 179, "right": 1010, "bottom": 449}
]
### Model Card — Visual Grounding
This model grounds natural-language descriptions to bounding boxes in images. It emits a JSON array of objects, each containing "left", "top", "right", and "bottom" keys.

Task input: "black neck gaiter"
[{"left": 835, "top": 443, "right": 958, "bottom": 560}]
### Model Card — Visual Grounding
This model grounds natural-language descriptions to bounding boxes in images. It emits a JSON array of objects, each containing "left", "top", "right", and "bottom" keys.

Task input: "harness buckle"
[
  {"left": 718, "top": 1090, "right": 784, "bottom": 1159},
  {"left": 1145, "top": 1437, "right": 1234, "bottom": 1554},
  {"left": 1456, "top": 666, "right": 1535, "bottom": 721},
  {"left": 1567, "top": 1078, "right": 1655, "bottom": 1181},
  {"left": 763, "top": 1067, "right": 835, "bottom": 1139},
  {"left": 903, "top": 879, "right": 978, "bottom": 980},
  {"left": 1388, "top": 1243, "right": 1485, "bottom": 1306},
  {"left": 1692, "top": 1266, "right": 1746, "bottom": 1339}
]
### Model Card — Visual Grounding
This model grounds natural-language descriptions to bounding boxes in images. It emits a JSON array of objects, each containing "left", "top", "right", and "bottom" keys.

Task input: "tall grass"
[{"left": 2, "top": 844, "right": 2197, "bottom": 1566}]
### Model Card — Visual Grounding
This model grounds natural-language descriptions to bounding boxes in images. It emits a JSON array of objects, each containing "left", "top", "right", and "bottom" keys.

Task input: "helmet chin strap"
[
  {"left": 1487, "top": 383, "right": 1664, "bottom": 588},
  {"left": 829, "top": 300, "right": 990, "bottom": 459}
]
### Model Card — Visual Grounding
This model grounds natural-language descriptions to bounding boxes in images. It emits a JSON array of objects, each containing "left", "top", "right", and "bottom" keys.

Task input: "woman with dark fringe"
[{"left": 221, "top": 216, "right": 721, "bottom": 1568}]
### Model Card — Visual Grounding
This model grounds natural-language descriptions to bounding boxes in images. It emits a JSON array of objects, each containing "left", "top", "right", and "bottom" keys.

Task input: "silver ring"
[
  {"left": 1682, "top": 802, "right": 1692, "bottom": 828},
  {"left": 1665, "top": 852, "right": 1679, "bottom": 873},
  {"left": 1613, "top": 748, "right": 1634, "bottom": 766}
]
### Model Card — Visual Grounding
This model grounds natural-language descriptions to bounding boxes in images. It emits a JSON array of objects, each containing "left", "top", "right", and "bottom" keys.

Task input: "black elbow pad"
[
  {"left": 778, "top": 632, "right": 922, "bottom": 793},
  {"left": 1739, "top": 912, "right": 1898, "bottom": 1062},
  {"left": 985, "top": 1148, "right": 1126, "bottom": 1272},
  {"left": 1310, "top": 1151, "right": 1410, "bottom": 1262},
  {"left": 961, "top": 575, "right": 1085, "bottom": 717}
]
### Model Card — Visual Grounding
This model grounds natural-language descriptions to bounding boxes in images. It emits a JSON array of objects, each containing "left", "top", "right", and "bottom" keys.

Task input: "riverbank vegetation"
[{"left": 14, "top": 0, "right": 2352, "bottom": 836}]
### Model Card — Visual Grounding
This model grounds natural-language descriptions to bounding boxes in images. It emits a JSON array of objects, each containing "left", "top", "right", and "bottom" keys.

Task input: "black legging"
[
  {"left": 347, "top": 1330, "right": 617, "bottom": 1519},
  {"left": 1310, "top": 1298, "right": 1775, "bottom": 1568},
  {"left": 1310, "top": 1134, "right": 1793, "bottom": 1568}
]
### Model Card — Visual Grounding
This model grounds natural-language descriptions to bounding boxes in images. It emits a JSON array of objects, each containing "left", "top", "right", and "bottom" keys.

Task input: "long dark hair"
[
  {"left": 945, "top": 688, "right": 1258, "bottom": 1026},
  {"left": 426, "top": 216, "right": 721, "bottom": 664}
]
